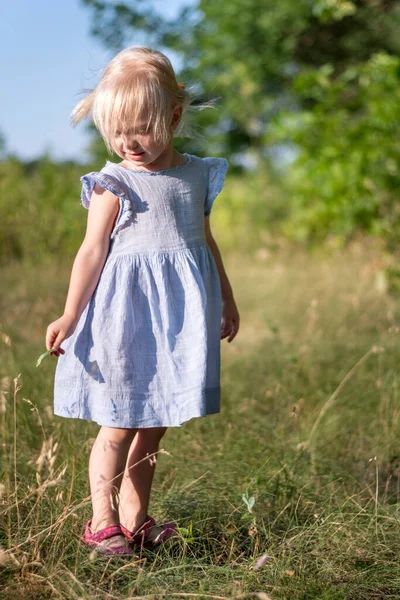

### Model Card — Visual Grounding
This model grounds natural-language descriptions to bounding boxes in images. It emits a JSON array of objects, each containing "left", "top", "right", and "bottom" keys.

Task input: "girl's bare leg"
[
  {"left": 119, "top": 427, "right": 168, "bottom": 541},
  {"left": 89, "top": 425, "right": 137, "bottom": 547}
]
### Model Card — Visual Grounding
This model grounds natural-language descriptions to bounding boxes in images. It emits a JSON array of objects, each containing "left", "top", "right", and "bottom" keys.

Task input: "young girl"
[{"left": 45, "top": 46, "right": 240, "bottom": 555}]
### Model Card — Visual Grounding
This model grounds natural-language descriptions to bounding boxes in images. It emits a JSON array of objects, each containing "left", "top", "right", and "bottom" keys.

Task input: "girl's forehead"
[
  {"left": 116, "top": 123, "right": 150, "bottom": 135},
  {"left": 117, "top": 109, "right": 151, "bottom": 129}
]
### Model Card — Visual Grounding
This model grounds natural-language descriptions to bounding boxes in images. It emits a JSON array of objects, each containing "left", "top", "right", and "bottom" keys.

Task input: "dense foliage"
[
  {"left": 0, "top": 157, "right": 87, "bottom": 265},
  {"left": 268, "top": 53, "right": 400, "bottom": 245}
]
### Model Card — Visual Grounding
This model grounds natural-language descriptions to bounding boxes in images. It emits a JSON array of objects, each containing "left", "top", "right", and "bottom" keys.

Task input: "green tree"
[
  {"left": 81, "top": 0, "right": 400, "bottom": 162},
  {"left": 268, "top": 53, "right": 400, "bottom": 245}
]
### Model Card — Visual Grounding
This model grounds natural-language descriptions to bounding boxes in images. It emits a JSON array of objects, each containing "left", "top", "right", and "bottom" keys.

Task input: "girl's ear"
[{"left": 171, "top": 105, "right": 183, "bottom": 131}]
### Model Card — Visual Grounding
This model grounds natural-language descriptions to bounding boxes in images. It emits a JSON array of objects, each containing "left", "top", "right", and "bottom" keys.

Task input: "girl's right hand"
[{"left": 46, "top": 314, "right": 78, "bottom": 358}]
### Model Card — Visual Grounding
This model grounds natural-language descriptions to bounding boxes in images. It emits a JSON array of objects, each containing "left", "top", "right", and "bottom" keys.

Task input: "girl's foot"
[
  {"left": 83, "top": 520, "right": 136, "bottom": 555},
  {"left": 120, "top": 515, "right": 178, "bottom": 546}
]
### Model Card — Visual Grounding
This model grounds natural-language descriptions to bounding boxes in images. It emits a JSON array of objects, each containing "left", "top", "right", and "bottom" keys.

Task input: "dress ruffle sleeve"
[
  {"left": 203, "top": 158, "right": 229, "bottom": 216},
  {"left": 80, "top": 172, "right": 133, "bottom": 240}
]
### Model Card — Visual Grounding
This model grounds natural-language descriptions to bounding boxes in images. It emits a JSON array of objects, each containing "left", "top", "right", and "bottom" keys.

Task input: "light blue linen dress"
[{"left": 53, "top": 153, "right": 228, "bottom": 428}]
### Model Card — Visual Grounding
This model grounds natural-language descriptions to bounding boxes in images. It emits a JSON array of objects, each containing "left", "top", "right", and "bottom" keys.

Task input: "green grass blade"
[{"left": 35, "top": 349, "right": 53, "bottom": 367}]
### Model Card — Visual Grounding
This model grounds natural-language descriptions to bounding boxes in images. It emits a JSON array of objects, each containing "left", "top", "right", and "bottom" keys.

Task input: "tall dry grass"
[{"left": 0, "top": 245, "right": 400, "bottom": 599}]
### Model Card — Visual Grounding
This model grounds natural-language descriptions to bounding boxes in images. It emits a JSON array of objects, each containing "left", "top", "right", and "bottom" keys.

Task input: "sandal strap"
[
  {"left": 85, "top": 519, "right": 123, "bottom": 543},
  {"left": 152, "top": 522, "right": 178, "bottom": 544},
  {"left": 121, "top": 517, "right": 178, "bottom": 545},
  {"left": 120, "top": 515, "right": 156, "bottom": 544}
]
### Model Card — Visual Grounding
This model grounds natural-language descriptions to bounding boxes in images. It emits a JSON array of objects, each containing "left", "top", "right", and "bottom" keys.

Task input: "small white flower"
[{"left": 255, "top": 553, "right": 271, "bottom": 569}]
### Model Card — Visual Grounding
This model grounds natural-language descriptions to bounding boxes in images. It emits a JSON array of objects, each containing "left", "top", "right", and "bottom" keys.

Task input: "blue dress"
[{"left": 53, "top": 153, "right": 228, "bottom": 428}]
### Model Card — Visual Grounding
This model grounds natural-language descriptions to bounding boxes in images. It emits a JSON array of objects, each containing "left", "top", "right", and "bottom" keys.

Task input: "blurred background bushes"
[{"left": 0, "top": 157, "right": 87, "bottom": 266}]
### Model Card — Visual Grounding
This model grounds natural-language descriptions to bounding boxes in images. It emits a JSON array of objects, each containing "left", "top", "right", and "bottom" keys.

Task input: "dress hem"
[
  {"left": 53, "top": 386, "right": 221, "bottom": 429},
  {"left": 53, "top": 407, "right": 221, "bottom": 429}
]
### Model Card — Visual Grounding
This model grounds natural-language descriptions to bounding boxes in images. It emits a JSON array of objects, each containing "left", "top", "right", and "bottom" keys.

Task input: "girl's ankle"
[
  {"left": 90, "top": 518, "right": 120, "bottom": 533},
  {"left": 120, "top": 512, "right": 149, "bottom": 532}
]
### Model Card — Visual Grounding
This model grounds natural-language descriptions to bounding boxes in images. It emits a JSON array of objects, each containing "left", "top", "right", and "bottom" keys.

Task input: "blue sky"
[{"left": 0, "top": 0, "right": 190, "bottom": 163}]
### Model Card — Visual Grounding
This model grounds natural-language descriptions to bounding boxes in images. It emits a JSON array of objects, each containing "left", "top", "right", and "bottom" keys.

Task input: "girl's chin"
[{"left": 127, "top": 152, "right": 145, "bottom": 161}]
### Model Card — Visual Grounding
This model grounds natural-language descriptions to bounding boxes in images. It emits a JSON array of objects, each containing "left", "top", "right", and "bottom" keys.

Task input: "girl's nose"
[{"left": 122, "top": 135, "right": 138, "bottom": 150}]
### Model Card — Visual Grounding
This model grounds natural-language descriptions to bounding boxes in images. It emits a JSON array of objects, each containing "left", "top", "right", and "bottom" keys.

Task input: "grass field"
[{"left": 1, "top": 244, "right": 400, "bottom": 599}]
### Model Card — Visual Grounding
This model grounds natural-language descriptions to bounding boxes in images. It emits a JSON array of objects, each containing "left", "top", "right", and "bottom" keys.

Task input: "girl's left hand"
[{"left": 221, "top": 297, "right": 240, "bottom": 342}]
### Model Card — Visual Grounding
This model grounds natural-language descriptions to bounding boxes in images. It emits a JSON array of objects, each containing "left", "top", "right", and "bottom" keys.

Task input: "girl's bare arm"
[
  {"left": 46, "top": 185, "right": 120, "bottom": 354},
  {"left": 63, "top": 185, "right": 120, "bottom": 321},
  {"left": 204, "top": 216, "right": 234, "bottom": 301},
  {"left": 204, "top": 216, "right": 240, "bottom": 341}
]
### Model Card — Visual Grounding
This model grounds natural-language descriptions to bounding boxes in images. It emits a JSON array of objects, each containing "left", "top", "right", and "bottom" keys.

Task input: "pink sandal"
[
  {"left": 120, "top": 514, "right": 178, "bottom": 547},
  {"left": 82, "top": 519, "right": 136, "bottom": 555}
]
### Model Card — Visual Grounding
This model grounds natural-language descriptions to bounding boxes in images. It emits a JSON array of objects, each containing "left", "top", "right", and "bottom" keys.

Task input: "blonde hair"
[{"left": 71, "top": 46, "right": 194, "bottom": 155}]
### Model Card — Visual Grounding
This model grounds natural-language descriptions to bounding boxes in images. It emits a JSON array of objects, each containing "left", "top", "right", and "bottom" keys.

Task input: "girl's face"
[{"left": 113, "top": 106, "right": 182, "bottom": 169}]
